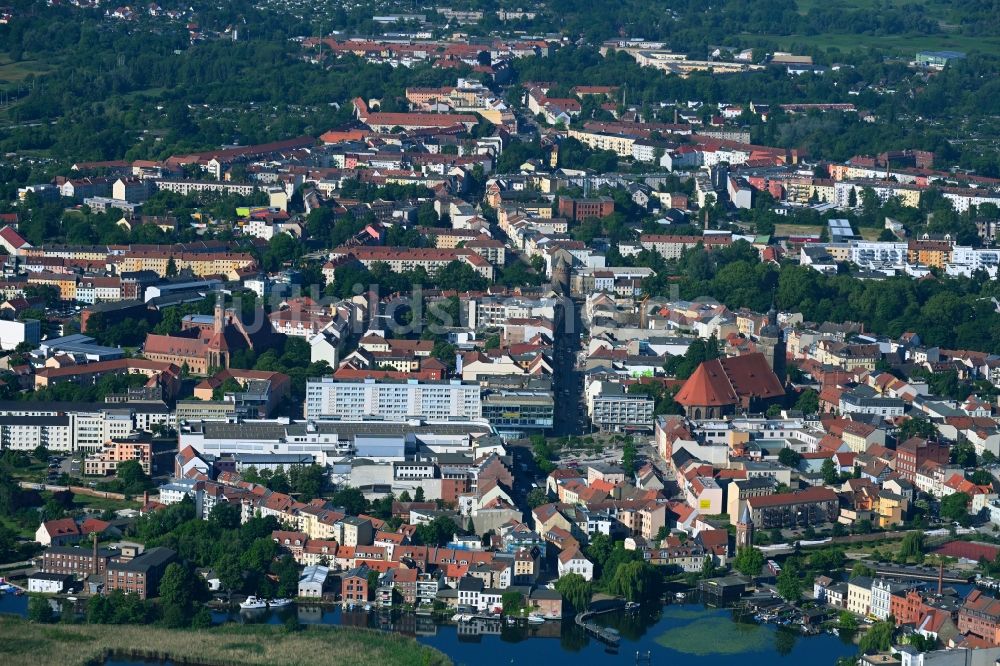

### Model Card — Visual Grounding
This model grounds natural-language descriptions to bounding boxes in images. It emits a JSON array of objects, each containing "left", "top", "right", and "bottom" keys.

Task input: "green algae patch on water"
[
  {"left": 658, "top": 607, "right": 717, "bottom": 621},
  {"left": 655, "top": 616, "right": 770, "bottom": 656}
]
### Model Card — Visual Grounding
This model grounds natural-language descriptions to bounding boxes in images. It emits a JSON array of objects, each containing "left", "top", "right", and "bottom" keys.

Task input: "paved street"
[{"left": 551, "top": 297, "right": 586, "bottom": 437}]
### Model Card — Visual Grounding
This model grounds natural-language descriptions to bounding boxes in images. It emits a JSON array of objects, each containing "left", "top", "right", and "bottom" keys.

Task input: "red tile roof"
[
  {"left": 42, "top": 518, "right": 80, "bottom": 538},
  {"left": 675, "top": 353, "right": 784, "bottom": 407},
  {"left": 0, "top": 226, "right": 29, "bottom": 249}
]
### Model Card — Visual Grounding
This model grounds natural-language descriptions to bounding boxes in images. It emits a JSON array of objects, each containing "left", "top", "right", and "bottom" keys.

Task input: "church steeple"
[
  {"left": 213, "top": 293, "right": 224, "bottom": 335},
  {"left": 757, "top": 303, "right": 785, "bottom": 383},
  {"left": 736, "top": 505, "right": 754, "bottom": 552}
]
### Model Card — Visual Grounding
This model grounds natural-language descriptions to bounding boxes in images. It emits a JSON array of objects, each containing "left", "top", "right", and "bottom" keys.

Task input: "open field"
[
  {"left": 0, "top": 616, "right": 452, "bottom": 666},
  {"left": 773, "top": 224, "right": 883, "bottom": 241},
  {"left": 0, "top": 56, "right": 51, "bottom": 85},
  {"left": 757, "top": 31, "right": 1000, "bottom": 57},
  {"left": 796, "top": 0, "right": 938, "bottom": 13},
  {"left": 774, "top": 224, "right": 823, "bottom": 237},
  {"left": 0, "top": 515, "right": 35, "bottom": 540},
  {"left": 67, "top": 492, "right": 140, "bottom": 513}
]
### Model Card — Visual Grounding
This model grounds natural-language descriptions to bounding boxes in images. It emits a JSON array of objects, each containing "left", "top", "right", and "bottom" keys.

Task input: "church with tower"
[
  {"left": 736, "top": 505, "right": 755, "bottom": 552},
  {"left": 755, "top": 306, "right": 786, "bottom": 383},
  {"left": 142, "top": 295, "right": 273, "bottom": 375}
]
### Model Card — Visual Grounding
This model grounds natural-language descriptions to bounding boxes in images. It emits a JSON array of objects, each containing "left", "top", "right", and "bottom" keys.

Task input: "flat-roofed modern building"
[
  {"left": 481, "top": 389, "right": 554, "bottom": 438},
  {"left": 304, "top": 377, "right": 482, "bottom": 421},
  {"left": 177, "top": 418, "right": 495, "bottom": 460},
  {"left": 586, "top": 381, "right": 654, "bottom": 432},
  {"left": 0, "top": 401, "right": 169, "bottom": 452}
]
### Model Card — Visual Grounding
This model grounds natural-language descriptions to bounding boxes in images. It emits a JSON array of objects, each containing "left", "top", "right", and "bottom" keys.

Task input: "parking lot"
[{"left": 53, "top": 455, "right": 81, "bottom": 481}]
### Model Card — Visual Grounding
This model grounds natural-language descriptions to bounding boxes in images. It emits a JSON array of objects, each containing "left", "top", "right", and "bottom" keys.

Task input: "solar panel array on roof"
[{"left": 827, "top": 218, "right": 859, "bottom": 240}]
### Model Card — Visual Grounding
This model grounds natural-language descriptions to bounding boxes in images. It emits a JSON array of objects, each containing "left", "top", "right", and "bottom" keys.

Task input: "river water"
[
  {"left": 2, "top": 590, "right": 861, "bottom": 666},
  {"left": 199, "top": 600, "right": 859, "bottom": 666}
]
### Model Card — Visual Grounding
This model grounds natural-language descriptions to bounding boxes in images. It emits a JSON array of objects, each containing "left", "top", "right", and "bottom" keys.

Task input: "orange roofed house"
[{"left": 674, "top": 352, "right": 785, "bottom": 419}]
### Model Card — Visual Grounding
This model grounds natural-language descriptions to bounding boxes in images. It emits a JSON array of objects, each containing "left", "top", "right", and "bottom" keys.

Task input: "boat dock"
[{"left": 575, "top": 602, "right": 625, "bottom": 647}]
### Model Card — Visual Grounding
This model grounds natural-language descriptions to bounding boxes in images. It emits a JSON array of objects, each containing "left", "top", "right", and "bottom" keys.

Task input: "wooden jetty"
[{"left": 575, "top": 603, "right": 624, "bottom": 647}]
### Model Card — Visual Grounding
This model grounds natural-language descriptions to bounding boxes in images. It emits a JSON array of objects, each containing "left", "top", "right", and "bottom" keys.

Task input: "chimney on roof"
[{"left": 143, "top": 491, "right": 149, "bottom": 505}]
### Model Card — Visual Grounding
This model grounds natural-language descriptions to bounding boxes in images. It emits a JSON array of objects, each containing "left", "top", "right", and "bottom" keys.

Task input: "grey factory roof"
[
  {"left": 108, "top": 547, "right": 175, "bottom": 573},
  {"left": 191, "top": 419, "right": 492, "bottom": 441},
  {"left": 38, "top": 334, "right": 124, "bottom": 357},
  {"left": 0, "top": 415, "right": 70, "bottom": 427},
  {"left": 233, "top": 453, "right": 314, "bottom": 464},
  {"left": 0, "top": 401, "right": 169, "bottom": 415}
]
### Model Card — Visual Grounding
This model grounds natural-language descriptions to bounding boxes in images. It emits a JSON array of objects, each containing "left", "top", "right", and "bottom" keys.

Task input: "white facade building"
[
  {"left": 28, "top": 573, "right": 70, "bottom": 594},
  {"left": 557, "top": 549, "right": 594, "bottom": 581},
  {"left": 0, "top": 402, "right": 170, "bottom": 452},
  {"left": 849, "top": 241, "right": 908, "bottom": 269},
  {"left": 304, "top": 377, "right": 482, "bottom": 421},
  {"left": 0, "top": 318, "right": 41, "bottom": 351},
  {"left": 946, "top": 246, "right": 1000, "bottom": 278}
]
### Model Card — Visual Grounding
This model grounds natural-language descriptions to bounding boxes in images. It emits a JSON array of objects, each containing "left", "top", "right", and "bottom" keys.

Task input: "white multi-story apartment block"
[
  {"left": 304, "top": 378, "right": 482, "bottom": 421},
  {"left": 946, "top": 246, "right": 1000, "bottom": 277},
  {"left": 586, "top": 381, "right": 654, "bottom": 432},
  {"left": 0, "top": 416, "right": 74, "bottom": 452},
  {"left": 467, "top": 297, "right": 557, "bottom": 328},
  {"left": 941, "top": 187, "right": 1000, "bottom": 214},
  {"left": 849, "top": 241, "right": 908, "bottom": 269},
  {"left": 0, "top": 401, "right": 170, "bottom": 452}
]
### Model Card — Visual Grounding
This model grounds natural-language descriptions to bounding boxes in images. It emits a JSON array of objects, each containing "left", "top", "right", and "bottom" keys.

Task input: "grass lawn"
[
  {"left": 8, "top": 461, "right": 50, "bottom": 482},
  {"left": 774, "top": 223, "right": 824, "bottom": 237},
  {"left": 796, "top": 0, "right": 933, "bottom": 13},
  {"left": 757, "top": 31, "right": 1000, "bottom": 57},
  {"left": 0, "top": 56, "right": 51, "bottom": 85},
  {"left": 62, "top": 492, "right": 139, "bottom": 513},
  {"left": 0, "top": 515, "right": 35, "bottom": 541},
  {"left": 0, "top": 616, "right": 452, "bottom": 666}
]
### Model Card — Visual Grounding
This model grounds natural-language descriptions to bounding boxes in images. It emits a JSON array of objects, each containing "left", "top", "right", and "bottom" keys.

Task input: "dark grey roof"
[
  {"left": 29, "top": 572, "right": 73, "bottom": 581},
  {"left": 457, "top": 576, "right": 484, "bottom": 592},
  {"left": 671, "top": 448, "right": 696, "bottom": 468},
  {"left": 109, "top": 547, "right": 175, "bottom": 573},
  {"left": 0, "top": 401, "right": 169, "bottom": 415},
  {"left": 735, "top": 476, "right": 778, "bottom": 491},
  {"left": 1, "top": 416, "right": 69, "bottom": 427},
  {"left": 45, "top": 545, "right": 116, "bottom": 557},
  {"left": 529, "top": 587, "right": 561, "bottom": 600},
  {"left": 85, "top": 299, "right": 147, "bottom": 314}
]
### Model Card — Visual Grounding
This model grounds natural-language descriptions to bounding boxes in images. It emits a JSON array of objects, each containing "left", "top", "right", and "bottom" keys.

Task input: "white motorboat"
[
  {"left": 240, "top": 596, "right": 267, "bottom": 610},
  {"left": 268, "top": 598, "right": 293, "bottom": 608},
  {"left": 527, "top": 615, "right": 545, "bottom": 625},
  {"left": 675, "top": 592, "right": 686, "bottom": 600}
]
